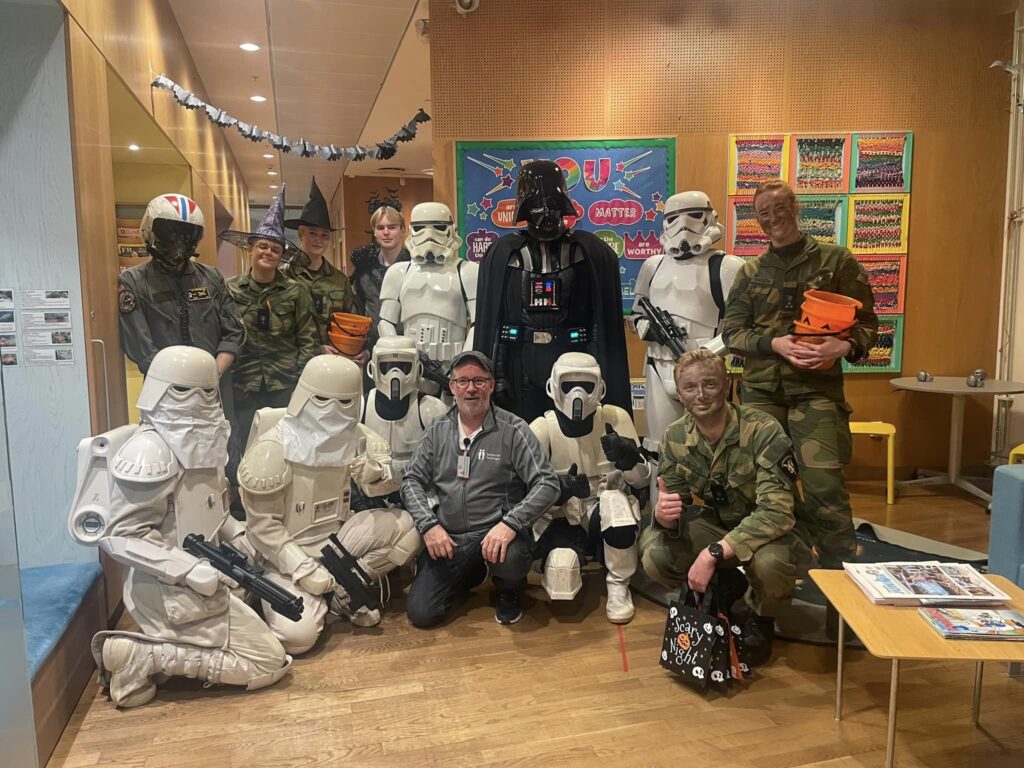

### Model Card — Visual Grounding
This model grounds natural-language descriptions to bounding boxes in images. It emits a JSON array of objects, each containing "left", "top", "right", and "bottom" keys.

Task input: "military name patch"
[
  {"left": 118, "top": 283, "right": 136, "bottom": 314},
  {"left": 186, "top": 287, "right": 210, "bottom": 302},
  {"left": 779, "top": 452, "right": 798, "bottom": 480}
]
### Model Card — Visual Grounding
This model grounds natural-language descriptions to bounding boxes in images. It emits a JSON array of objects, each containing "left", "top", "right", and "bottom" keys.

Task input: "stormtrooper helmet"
[
  {"left": 136, "top": 345, "right": 219, "bottom": 411},
  {"left": 660, "top": 191, "right": 723, "bottom": 259},
  {"left": 406, "top": 202, "right": 461, "bottom": 265},
  {"left": 367, "top": 336, "right": 421, "bottom": 401},
  {"left": 140, "top": 193, "right": 205, "bottom": 267},
  {"left": 546, "top": 352, "right": 606, "bottom": 422},
  {"left": 287, "top": 355, "right": 362, "bottom": 420},
  {"left": 515, "top": 160, "right": 575, "bottom": 242}
]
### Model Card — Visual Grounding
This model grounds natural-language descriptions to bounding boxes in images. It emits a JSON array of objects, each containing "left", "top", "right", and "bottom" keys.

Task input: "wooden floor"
[{"left": 48, "top": 482, "right": 1024, "bottom": 768}]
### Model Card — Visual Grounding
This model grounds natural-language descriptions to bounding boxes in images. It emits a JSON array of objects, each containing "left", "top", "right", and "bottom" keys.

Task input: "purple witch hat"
[{"left": 218, "top": 184, "right": 309, "bottom": 264}]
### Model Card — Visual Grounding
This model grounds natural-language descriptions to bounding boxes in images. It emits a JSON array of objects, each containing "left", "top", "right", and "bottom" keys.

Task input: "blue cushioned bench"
[{"left": 22, "top": 560, "right": 106, "bottom": 765}]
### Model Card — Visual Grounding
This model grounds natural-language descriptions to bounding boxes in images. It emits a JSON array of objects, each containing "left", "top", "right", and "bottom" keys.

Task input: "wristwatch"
[{"left": 707, "top": 542, "right": 725, "bottom": 562}]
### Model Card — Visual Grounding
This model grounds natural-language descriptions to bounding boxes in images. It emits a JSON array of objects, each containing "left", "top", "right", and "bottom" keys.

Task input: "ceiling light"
[
  {"left": 267, "top": 171, "right": 278, "bottom": 176},
  {"left": 269, "top": 184, "right": 279, "bottom": 189},
  {"left": 262, "top": 153, "right": 274, "bottom": 159},
  {"left": 250, "top": 95, "right": 267, "bottom": 103},
  {"left": 128, "top": 144, "right": 141, "bottom": 151},
  {"left": 239, "top": 42, "right": 261, "bottom": 52}
]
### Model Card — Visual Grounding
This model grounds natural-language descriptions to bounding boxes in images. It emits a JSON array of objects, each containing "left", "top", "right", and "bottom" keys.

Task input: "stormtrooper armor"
[
  {"left": 631, "top": 191, "right": 743, "bottom": 454},
  {"left": 239, "top": 355, "right": 421, "bottom": 654},
  {"left": 530, "top": 353, "right": 651, "bottom": 623},
  {"left": 361, "top": 336, "right": 447, "bottom": 482},
  {"left": 378, "top": 202, "right": 478, "bottom": 379},
  {"left": 67, "top": 346, "right": 290, "bottom": 708},
  {"left": 140, "top": 193, "right": 205, "bottom": 267}
]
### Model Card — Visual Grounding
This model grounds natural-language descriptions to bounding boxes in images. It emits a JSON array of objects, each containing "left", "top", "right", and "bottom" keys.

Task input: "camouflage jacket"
[
  {"left": 721, "top": 234, "right": 878, "bottom": 401},
  {"left": 226, "top": 270, "right": 319, "bottom": 392},
  {"left": 282, "top": 257, "right": 356, "bottom": 347},
  {"left": 657, "top": 403, "right": 801, "bottom": 561}
]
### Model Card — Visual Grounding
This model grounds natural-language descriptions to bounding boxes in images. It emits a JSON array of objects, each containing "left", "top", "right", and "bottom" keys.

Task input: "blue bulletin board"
[{"left": 455, "top": 139, "right": 676, "bottom": 301}]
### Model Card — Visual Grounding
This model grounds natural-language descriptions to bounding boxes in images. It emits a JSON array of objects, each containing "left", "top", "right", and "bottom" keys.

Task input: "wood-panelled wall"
[
  {"left": 429, "top": 0, "right": 1016, "bottom": 475},
  {"left": 334, "top": 175, "right": 434, "bottom": 270}
]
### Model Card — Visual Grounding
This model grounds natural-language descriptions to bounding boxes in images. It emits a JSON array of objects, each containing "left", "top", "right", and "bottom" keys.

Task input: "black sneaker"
[
  {"left": 742, "top": 613, "right": 776, "bottom": 667},
  {"left": 494, "top": 589, "right": 523, "bottom": 625}
]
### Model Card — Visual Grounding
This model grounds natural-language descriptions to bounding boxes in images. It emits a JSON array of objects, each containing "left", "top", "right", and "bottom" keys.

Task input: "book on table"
[
  {"left": 919, "top": 607, "right": 1024, "bottom": 640},
  {"left": 843, "top": 561, "right": 1011, "bottom": 606}
]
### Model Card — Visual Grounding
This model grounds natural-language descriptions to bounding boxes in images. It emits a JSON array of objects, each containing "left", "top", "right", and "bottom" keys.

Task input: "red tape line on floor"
[{"left": 617, "top": 624, "right": 629, "bottom": 672}]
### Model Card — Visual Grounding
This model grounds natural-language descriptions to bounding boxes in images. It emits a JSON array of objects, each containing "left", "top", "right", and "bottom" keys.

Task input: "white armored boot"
[
  {"left": 102, "top": 637, "right": 158, "bottom": 708},
  {"left": 330, "top": 590, "right": 382, "bottom": 627},
  {"left": 604, "top": 544, "right": 638, "bottom": 624}
]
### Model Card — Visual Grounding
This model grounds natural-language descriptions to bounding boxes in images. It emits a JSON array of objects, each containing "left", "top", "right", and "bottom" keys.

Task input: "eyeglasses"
[{"left": 451, "top": 377, "right": 493, "bottom": 389}]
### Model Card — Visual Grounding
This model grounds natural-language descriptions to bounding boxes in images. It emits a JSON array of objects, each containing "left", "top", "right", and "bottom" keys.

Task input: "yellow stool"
[
  {"left": 850, "top": 421, "right": 896, "bottom": 505},
  {"left": 1010, "top": 443, "right": 1024, "bottom": 465}
]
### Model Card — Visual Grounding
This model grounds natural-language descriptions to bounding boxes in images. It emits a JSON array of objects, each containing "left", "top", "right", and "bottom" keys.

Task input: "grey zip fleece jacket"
[{"left": 401, "top": 405, "right": 559, "bottom": 536}]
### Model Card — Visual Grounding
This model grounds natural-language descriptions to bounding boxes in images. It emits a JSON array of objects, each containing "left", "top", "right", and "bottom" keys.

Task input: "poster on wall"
[{"left": 455, "top": 139, "right": 676, "bottom": 300}]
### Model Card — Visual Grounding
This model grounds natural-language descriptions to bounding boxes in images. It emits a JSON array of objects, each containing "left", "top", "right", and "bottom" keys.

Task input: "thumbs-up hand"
[
  {"left": 601, "top": 422, "right": 642, "bottom": 471},
  {"left": 557, "top": 462, "right": 591, "bottom": 505},
  {"left": 655, "top": 476, "right": 684, "bottom": 529}
]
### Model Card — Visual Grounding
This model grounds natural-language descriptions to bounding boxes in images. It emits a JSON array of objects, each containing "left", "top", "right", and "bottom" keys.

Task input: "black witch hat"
[{"left": 284, "top": 176, "right": 338, "bottom": 231}]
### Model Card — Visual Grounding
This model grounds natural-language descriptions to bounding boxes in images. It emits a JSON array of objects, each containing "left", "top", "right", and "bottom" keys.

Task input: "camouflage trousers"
[
  {"left": 741, "top": 385, "right": 855, "bottom": 569},
  {"left": 639, "top": 515, "right": 811, "bottom": 617}
]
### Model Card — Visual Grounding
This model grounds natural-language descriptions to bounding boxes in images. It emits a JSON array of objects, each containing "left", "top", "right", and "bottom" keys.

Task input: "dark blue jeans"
[{"left": 406, "top": 527, "right": 534, "bottom": 628}]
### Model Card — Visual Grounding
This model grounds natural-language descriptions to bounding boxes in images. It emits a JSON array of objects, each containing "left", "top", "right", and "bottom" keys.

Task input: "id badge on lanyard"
[{"left": 457, "top": 437, "right": 472, "bottom": 480}]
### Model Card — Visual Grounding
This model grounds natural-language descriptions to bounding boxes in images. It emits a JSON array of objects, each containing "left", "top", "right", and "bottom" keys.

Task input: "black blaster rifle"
[
  {"left": 183, "top": 533, "right": 304, "bottom": 622},
  {"left": 636, "top": 296, "right": 688, "bottom": 361},
  {"left": 418, "top": 350, "right": 450, "bottom": 392},
  {"left": 320, "top": 533, "right": 380, "bottom": 612}
]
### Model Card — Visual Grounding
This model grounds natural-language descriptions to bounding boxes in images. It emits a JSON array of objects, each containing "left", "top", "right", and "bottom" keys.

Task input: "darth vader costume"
[{"left": 473, "top": 160, "right": 631, "bottom": 422}]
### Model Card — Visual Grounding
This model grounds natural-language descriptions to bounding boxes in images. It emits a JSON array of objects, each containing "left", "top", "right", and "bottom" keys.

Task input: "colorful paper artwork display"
[
  {"left": 848, "top": 194, "right": 909, "bottom": 254},
  {"left": 790, "top": 135, "right": 850, "bottom": 194},
  {"left": 844, "top": 315, "right": 904, "bottom": 373},
  {"left": 455, "top": 139, "right": 675, "bottom": 300},
  {"left": 856, "top": 255, "right": 907, "bottom": 314},
  {"left": 852, "top": 132, "right": 913, "bottom": 193},
  {"left": 728, "top": 135, "right": 789, "bottom": 195},
  {"left": 728, "top": 131, "right": 912, "bottom": 374}
]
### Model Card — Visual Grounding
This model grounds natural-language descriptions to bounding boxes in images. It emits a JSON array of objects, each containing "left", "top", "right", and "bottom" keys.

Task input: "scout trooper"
[
  {"left": 239, "top": 355, "right": 421, "bottom": 654},
  {"left": 631, "top": 191, "right": 743, "bottom": 455},
  {"left": 67, "top": 346, "right": 289, "bottom": 708},
  {"left": 378, "top": 201, "right": 478, "bottom": 390},
  {"left": 530, "top": 353, "right": 651, "bottom": 623},
  {"left": 361, "top": 336, "right": 448, "bottom": 484}
]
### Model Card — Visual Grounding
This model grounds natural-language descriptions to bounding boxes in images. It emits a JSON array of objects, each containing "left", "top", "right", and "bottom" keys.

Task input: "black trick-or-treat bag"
[{"left": 660, "top": 584, "right": 747, "bottom": 694}]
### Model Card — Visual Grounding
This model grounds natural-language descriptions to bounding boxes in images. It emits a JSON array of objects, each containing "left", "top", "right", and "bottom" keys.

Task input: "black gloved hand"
[
  {"left": 601, "top": 423, "right": 642, "bottom": 471},
  {"left": 557, "top": 462, "right": 591, "bottom": 505}
]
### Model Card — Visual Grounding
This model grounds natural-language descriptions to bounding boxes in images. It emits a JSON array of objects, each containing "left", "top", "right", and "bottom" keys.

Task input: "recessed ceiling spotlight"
[
  {"left": 269, "top": 184, "right": 279, "bottom": 189},
  {"left": 267, "top": 170, "right": 278, "bottom": 176},
  {"left": 240, "top": 42, "right": 261, "bottom": 52},
  {"left": 128, "top": 144, "right": 141, "bottom": 151},
  {"left": 250, "top": 95, "right": 267, "bottom": 103},
  {"left": 262, "top": 153, "right": 274, "bottom": 159}
]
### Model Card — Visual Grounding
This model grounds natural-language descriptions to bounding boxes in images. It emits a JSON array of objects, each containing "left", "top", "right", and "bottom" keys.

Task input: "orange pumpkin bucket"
[
  {"left": 799, "top": 290, "right": 862, "bottom": 333},
  {"left": 328, "top": 312, "right": 371, "bottom": 356}
]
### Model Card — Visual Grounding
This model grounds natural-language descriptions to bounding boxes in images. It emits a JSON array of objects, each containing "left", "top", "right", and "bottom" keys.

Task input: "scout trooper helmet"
[
  {"left": 367, "top": 336, "right": 421, "bottom": 401},
  {"left": 136, "top": 345, "right": 219, "bottom": 411},
  {"left": 287, "top": 355, "right": 362, "bottom": 419},
  {"left": 659, "top": 191, "right": 723, "bottom": 259},
  {"left": 140, "top": 193, "right": 205, "bottom": 266},
  {"left": 406, "top": 202, "right": 462, "bottom": 265},
  {"left": 515, "top": 160, "right": 575, "bottom": 241},
  {"left": 546, "top": 352, "right": 606, "bottom": 422}
]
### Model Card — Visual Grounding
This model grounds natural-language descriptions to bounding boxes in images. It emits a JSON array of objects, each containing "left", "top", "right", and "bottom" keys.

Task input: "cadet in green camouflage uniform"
[
  {"left": 220, "top": 186, "right": 320, "bottom": 470},
  {"left": 283, "top": 177, "right": 358, "bottom": 358},
  {"left": 639, "top": 349, "right": 811, "bottom": 664},
  {"left": 721, "top": 180, "right": 878, "bottom": 570}
]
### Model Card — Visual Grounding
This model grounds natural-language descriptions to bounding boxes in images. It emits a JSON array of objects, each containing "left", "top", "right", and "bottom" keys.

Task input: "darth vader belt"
[{"left": 499, "top": 325, "right": 589, "bottom": 345}]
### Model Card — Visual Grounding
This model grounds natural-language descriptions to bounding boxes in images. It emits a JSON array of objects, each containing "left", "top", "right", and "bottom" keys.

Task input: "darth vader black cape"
[{"left": 472, "top": 229, "right": 632, "bottom": 417}]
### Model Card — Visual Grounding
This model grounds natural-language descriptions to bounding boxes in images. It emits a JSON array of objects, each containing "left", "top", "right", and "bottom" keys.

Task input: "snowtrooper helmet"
[
  {"left": 659, "top": 191, "right": 723, "bottom": 259},
  {"left": 140, "top": 193, "right": 205, "bottom": 267},
  {"left": 546, "top": 352, "right": 606, "bottom": 422},
  {"left": 406, "top": 202, "right": 462, "bottom": 265},
  {"left": 136, "top": 345, "right": 219, "bottom": 411},
  {"left": 287, "top": 355, "right": 362, "bottom": 420},
  {"left": 367, "top": 336, "right": 421, "bottom": 401}
]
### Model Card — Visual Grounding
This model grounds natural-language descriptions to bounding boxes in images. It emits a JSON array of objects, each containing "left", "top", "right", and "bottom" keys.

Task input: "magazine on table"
[
  {"left": 843, "top": 561, "right": 1011, "bottom": 606},
  {"left": 919, "top": 607, "right": 1024, "bottom": 640}
]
